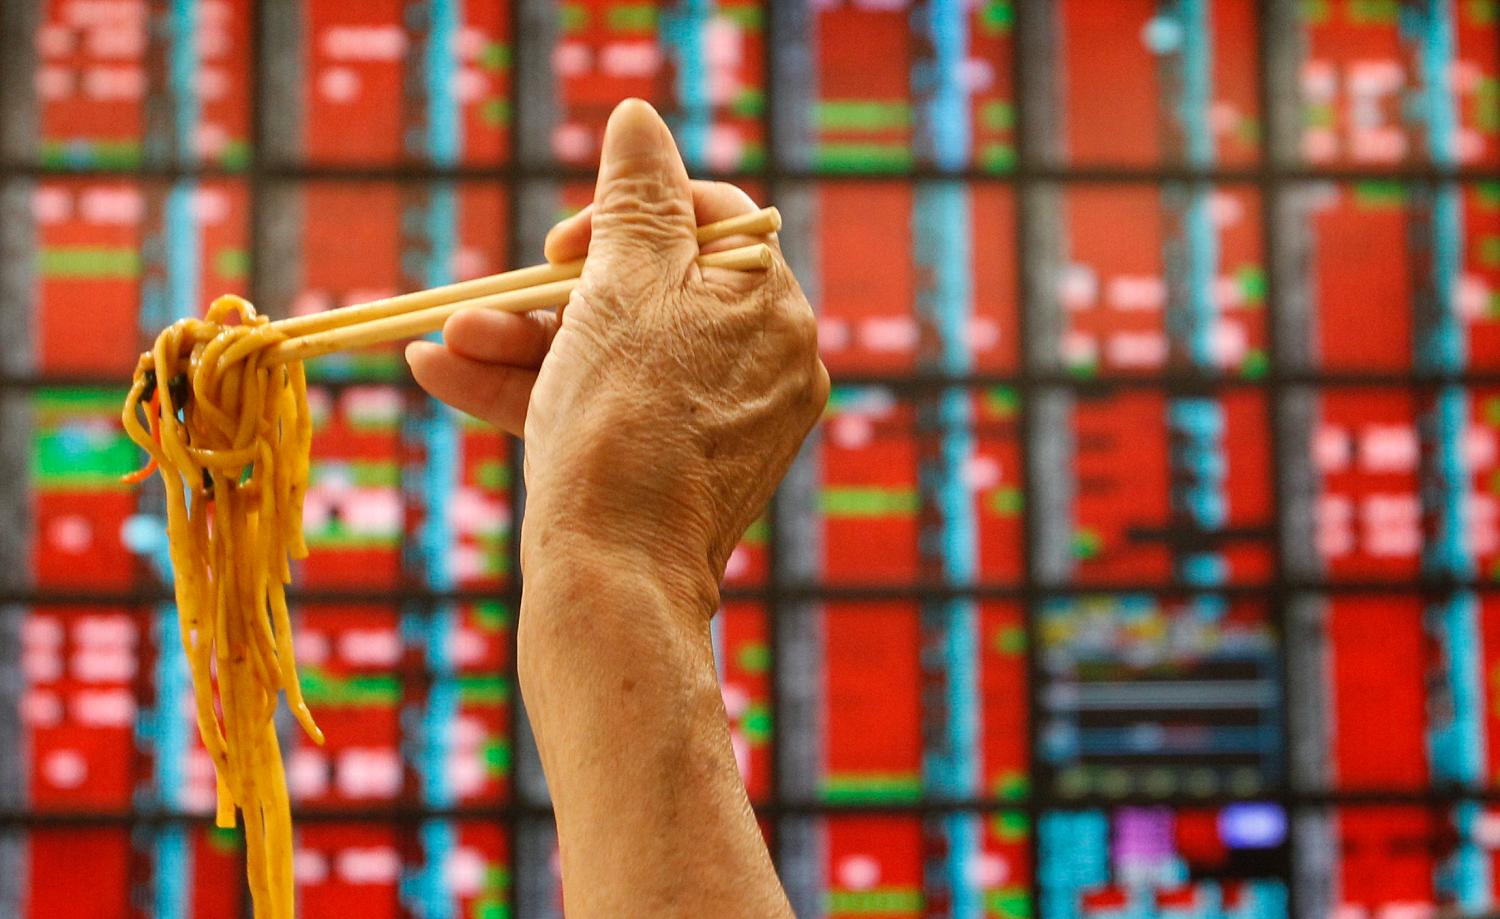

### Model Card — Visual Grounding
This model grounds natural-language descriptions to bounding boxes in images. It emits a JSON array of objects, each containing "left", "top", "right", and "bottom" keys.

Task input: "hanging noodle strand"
[{"left": 122, "top": 294, "right": 322, "bottom": 919}]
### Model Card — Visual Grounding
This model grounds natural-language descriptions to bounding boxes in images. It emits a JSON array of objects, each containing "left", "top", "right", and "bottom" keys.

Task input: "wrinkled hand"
[{"left": 407, "top": 99, "right": 829, "bottom": 612}]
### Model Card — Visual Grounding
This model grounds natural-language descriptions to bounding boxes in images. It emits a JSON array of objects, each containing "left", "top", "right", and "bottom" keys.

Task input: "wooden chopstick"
[
  {"left": 260, "top": 242, "right": 774, "bottom": 366},
  {"left": 270, "top": 206, "right": 782, "bottom": 340}
]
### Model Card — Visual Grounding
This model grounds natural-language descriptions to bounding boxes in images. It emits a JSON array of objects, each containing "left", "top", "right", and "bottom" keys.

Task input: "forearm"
[{"left": 518, "top": 532, "right": 791, "bottom": 918}]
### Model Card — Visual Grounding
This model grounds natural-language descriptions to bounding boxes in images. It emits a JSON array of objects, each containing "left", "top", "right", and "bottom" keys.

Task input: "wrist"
[
  {"left": 521, "top": 423, "right": 724, "bottom": 619},
  {"left": 520, "top": 512, "right": 722, "bottom": 625},
  {"left": 516, "top": 541, "right": 720, "bottom": 719}
]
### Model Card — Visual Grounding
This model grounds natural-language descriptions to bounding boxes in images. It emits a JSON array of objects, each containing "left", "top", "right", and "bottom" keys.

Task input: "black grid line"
[
  {"left": 12, "top": 576, "right": 1500, "bottom": 612},
  {"left": 1010, "top": 0, "right": 1044, "bottom": 908},
  {"left": 5, "top": 160, "right": 1500, "bottom": 183},
  {"left": 1255, "top": 3, "right": 1297, "bottom": 911},
  {"left": 761, "top": 0, "right": 784, "bottom": 872},
  {"left": 502, "top": 0, "right": 526, "bottom": 910},
  {"left": 12, "top": 367, "right": 1500, "bottom": 391},
  {"left": 12, "top": 785, "right": 1500, "bottom": 830}
]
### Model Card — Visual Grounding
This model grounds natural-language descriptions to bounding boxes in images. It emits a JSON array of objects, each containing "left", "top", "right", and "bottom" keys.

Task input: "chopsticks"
[{"left": 260, "top": 206, "right": 781, "bottom": 366}]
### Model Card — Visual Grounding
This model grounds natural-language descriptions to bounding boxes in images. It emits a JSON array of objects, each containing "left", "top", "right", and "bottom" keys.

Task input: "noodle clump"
[{"left": 122, "top": 294, "right": 322, "bottom": 918}]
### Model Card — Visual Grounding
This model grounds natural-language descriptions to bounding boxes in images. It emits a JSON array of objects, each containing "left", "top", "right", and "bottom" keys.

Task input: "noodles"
[{"left": 122, "top": 295, "right": 322, "bottom": 919}]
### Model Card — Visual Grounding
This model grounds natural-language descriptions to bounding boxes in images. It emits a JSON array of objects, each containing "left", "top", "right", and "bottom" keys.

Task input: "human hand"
[{"left": 406, "top": 99, "right": 829, "bottom": 611}]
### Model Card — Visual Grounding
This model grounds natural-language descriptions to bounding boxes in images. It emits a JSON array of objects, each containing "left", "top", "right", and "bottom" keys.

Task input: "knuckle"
[
  {"left": 580, "top": 258, "right": 660, "bottom": 305},
  {"left": 773, "top": 264, "right": 819, "bottom": 352},
  {"left": 778, "top": 297, "right": 819, "bottom": 354},
  {"left": 799, "top": 363, "right": 831, "bottom": 428},
  {"left": 594, "top": 179, "right": 694, "bottom": 234},
  {"left": 699, "top": 269, "right": 762, "bottom": 304},
  {"left": 810, "top": 360, "right": 831, "bottom": 410},
  {"left": 796, "top": 307, "right": 819, "bottom": 350}
]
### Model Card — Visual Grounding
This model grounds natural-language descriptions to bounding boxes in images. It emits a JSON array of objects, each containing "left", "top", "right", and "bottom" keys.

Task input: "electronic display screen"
[{"left": 2, "top": 1, "right": 1500, "bottom": 917}]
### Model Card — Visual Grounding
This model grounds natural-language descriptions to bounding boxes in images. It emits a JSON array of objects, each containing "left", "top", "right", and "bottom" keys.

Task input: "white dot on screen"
[
  {"left": 43, "top": 750, "right": 88, "bottom": 789},
  {"left": 837, "top": 855, "right": 880, "bottom": 891},
  {"left": 47, "top": 514, "right": 93, "bottom": 554}
]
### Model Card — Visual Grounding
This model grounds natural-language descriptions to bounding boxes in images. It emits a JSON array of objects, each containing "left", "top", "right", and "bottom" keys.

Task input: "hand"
[
  {"left": 409, "top": 100, "right": 813, "bottom": 917},
  {"left": 407, "top": 99, "right": 829, "bottom": 611}
]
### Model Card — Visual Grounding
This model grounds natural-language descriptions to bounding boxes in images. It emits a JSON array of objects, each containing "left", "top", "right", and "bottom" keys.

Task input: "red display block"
[
  {"left": 19, "top": 607, "right": 142, "bottom": 814},
  {"left": 1297, "top": 183, "right": 1500, "bottom": 371},
  {"left": 303, "top": 0, "right": 510, "bottom": 165},
  {"left": 299, "top": 387, "right": 515, "bottom": 590},
  {"left": 546, "top": 0, "right": 763, "bottom": 171},
  {"left": 289, "top": 603, "right": 512, "bottom": 810},
  {"left": 822, "top": 814, "right": 1030, "bottom": 919},
  {"left": 825, "top": 816, "right": 923, "bottom": 919},
  {"left": 291, "top": 182, "right": 508, "bottom": 370},
  {"left": 822, "top": 601, "right": 1027, "bottom": 804},
  {"left": 300, "top": 385, "right": 405, "bottom": 588},
  {"left": 1050, "top": 185, "right": 1265, "bottom": 378},
  {"left": 1323, "top": 595, "right": 1431, "bottom": 790},
  {"left": 1054, "top": 0, "right": 1260, "bottom": 166},
  {"left": 815, "top": 183, "right": 1018, "bottom": 377},
  {"left": 1315, "top": 805, "right": 1500, "bottom": 915},
  {"left": 1302, "top": 387, "right": 1500, "bottom": 581},
  {"left": 1296, "top": 0, "right": 1499, "bottom": 168},
  {"left": 296, "top": 821, "right": 509, "bottom": 917},
  {"left": 1055, "top": 389, "right": 1274, "bottom": 586},
  {"left": 31, "top": 180, "right": 250, "bottom": 376},
  {"left": 34, "top": 0, "right": 253, "bottom": 167},
  {"left": 32, "top": 387, "right": 143, "bottom": 591},
  {"left": 1315, "top": 593, "right": 1500, "bottom": 791},
  {"left": 820, "top": 387, "right": 1024, "bottom": 586},
  {"left": 808, "top": 0, "right": 1014, "bottom": 173},
  {"left": 24, "top": 828, "right": 133, "bottom": 919}
]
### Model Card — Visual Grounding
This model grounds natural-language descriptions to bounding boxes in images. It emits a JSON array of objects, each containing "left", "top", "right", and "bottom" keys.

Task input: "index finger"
[{"left": 543, "top": 180, "right": 766, "bottom": 264}]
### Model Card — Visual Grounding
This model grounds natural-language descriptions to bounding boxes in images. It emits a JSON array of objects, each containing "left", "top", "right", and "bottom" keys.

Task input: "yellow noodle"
[
  {"left": 190, "top": 333, "right": 239, "bottom": 438},
  {"left": 232, "top": 364, "right": 263, "bottom": 449},
  {"left": 258, "top": 720, "right": 296, "bottom": 917},
  {"left": 287, "top": 362, "right": 312, "bottom": 560},
  {"left": 215, "top": 773, "right": 236, "bottom": 829},
  {"left": 188, "top": 443, "right": 261, "bottom": 469},
  {"left": 273, "top": 386, "right": 299, "bottom": 568},
  {"left": 122, "top": 294, "right": 322, "bottom": 919}
]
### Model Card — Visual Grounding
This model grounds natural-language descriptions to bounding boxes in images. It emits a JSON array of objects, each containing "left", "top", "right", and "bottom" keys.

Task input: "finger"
[
  {"left": 443, "top": 308, "right": 559, "bottom": 369},
  {"left": 691, "top": 181, "right": 763, "bottom": 255},
  {"left": 543, "top": 205, "right": 592, "bottom": 264},
  {"left": 406, "top": 341, "right": 535, "bottom": 437},
  {"left": 544, "top": 181, "right": 763, "bottom": 264},
  {"left": 588, "top": 99, "right": 696, "bottom": 267}
]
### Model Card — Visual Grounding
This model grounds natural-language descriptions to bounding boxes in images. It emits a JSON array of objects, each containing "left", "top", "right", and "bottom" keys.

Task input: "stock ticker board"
[{"left": 0, "top": 1, "right": 1498, "bottom": 918}]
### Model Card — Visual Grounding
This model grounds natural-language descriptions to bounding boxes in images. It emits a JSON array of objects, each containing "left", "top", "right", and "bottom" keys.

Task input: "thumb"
[{"left": 587, "top": 98, "right": 696, "bottom": 267}]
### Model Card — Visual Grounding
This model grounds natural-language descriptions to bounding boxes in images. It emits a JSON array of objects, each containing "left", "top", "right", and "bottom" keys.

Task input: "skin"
[{"left": 406, "top": 99, "right": 828, "bottom": 917}]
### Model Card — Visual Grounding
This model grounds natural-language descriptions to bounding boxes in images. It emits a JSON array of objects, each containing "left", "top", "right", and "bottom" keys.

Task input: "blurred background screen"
[{"left": 0, "top": 0, "right": 1498, "bottom": 917}]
